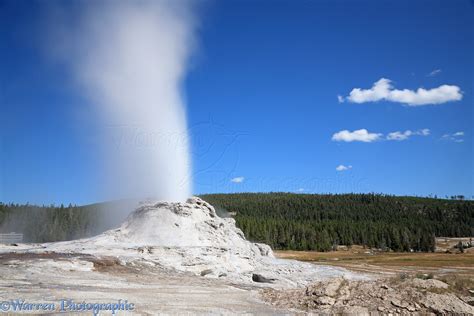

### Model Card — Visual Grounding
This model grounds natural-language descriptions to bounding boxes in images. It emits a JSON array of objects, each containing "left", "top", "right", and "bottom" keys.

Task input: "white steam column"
[{"left": 57, "top": 1, "right": 196, "bottom": 201}]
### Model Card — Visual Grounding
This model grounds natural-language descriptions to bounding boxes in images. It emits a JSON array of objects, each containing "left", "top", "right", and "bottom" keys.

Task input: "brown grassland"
[{"left": 275, "top": 241, "right": 474, "bottom": 279}]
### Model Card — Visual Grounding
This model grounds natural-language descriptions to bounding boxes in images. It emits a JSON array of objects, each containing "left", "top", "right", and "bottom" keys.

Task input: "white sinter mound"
[{"left": 17, "top": 197, "right": 368, "bottom": 287}]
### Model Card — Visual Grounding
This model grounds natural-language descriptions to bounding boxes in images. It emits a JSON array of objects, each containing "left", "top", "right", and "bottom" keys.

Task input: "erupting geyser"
[{"left": 53, "top": 1, "right": 196, "bottom": 201}]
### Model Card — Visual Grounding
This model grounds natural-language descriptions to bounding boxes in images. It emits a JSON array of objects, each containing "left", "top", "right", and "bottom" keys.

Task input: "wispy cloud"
[
  {"left": 337, "top": 95, "right": 344, "bottom": 103},
  {"left": 418, "top": 128, "right": 431, "bottom": 136},
  {"left": 333, "top": 128, "right": 430, "bottom": 142},
  {"left": 387, "top": 131, "right": 413, "bottom": 141},
  {"left": 332, "top": 129, "right": 382, "bottom": 143},
  {"left": 341, "top": 78, "right": 462, "bottom": 106},
  {"left": 428, "top": 69, "right": 442, "bottom": 77},
  {"left": 386, "top": 129, "right": 430, "bottom": 141},
  {"left": 441, "top": 131, "right": 465, "bottom": 143},
  {"left": 336, "top": 165, "right": 352, "bottom": 171},
  {"left": 296, "top": 188, "right": 305, "bottom": 192},
  {"left": 230, "top": 177, "right": 245, "bottom": 183}
]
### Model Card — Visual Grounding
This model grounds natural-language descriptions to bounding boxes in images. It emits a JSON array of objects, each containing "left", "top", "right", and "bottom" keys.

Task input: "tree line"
[
  {"left": 201, "top": 193, "right": 474, "bottom": 252},
  {"left": 1, "top": 193, "right": 472, "bottom": 252},
  {"left": 0, "top": 203, "right": 102, "bottom": 242}
]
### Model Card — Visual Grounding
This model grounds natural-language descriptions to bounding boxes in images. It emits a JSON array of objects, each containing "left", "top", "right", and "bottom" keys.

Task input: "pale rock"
[
  {"left": 307, "top": 277, "right": 345, "bottom": 297},
  {"left": 422, "top": 293, "right": 474, "bottom": 314},
  {"left": 315, "top": 296, "right": 336, "bottom": 306},
  {"left": 406, "top": 305, "right": 416, "bottom": 312},
  {"left": 391, "top": 299, "right": 409, "bottom": 308},
  {"left": 410, "top": 278, "right": 449, "bottom": 290},
  {"left": 340, "top": 306, "right": 370, "bottom": 314}
]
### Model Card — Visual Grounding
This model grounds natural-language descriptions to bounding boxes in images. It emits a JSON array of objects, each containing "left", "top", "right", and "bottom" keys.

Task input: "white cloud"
[
  {"left": 336, "top": 165, "right": 352, "bottom": 171},
  {"left": 386, "top": 129, "right": 430, "bottom": 141},
  {"left": 333, "top": 128, "right": 430, "bottom": 143},
  {"left": 428, "top": 69, "right": 442, "bottom": 77},
  {"left": 230, "top": 177, "right": 244, "bottom": 183},
  {"left": 347, "top": 78, "right": 392, "bottom": 103},
  {"left": 442, "top": 131, "right": 465, "bottom": 143},
  {"left": 297, "top": 188, "right": 305, "bottom": 192},
  {"left": 345, "top": 78, "right": 462, "bottom": 106},
  {"left": 419, "top": 128, "right": 431, "bottom": 136},
  {"left": 337, "top": 95, "right": 344, "bottom": 103},
  {"left": 332, "top": 129, "right": 382, "bottom": 143},
  {"left": 387, "top": 130, "right": 413, "bottom": 141}
]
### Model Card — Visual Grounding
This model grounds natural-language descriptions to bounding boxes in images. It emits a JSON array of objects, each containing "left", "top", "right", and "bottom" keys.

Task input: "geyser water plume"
[{"left": 53, "top": 1, "right": 196, "bottom": 201}]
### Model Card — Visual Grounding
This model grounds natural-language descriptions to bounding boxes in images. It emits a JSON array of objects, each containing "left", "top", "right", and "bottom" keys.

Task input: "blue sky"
[{"left": 1, "top": 0, "right": 473, "bottom": 204}]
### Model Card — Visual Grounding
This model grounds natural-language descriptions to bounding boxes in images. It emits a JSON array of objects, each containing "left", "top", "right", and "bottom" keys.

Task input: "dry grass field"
[{"left": 275, "top": 239, "right": 474, "bottom": 279}]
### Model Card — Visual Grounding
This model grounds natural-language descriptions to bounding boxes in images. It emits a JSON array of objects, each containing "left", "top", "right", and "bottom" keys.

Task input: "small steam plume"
[{"left": 50, "top": 1, "right": 196, "bottom": 202}]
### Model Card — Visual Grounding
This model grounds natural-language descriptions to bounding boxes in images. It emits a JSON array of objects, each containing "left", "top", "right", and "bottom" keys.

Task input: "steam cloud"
[{"left": 51, "top": 1, "right": 196, "bottom": 202}]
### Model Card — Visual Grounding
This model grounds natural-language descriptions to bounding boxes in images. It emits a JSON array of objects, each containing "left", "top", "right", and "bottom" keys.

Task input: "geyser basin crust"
[{"left": 1, "top": 198, "right": 367, "bottom": 287}]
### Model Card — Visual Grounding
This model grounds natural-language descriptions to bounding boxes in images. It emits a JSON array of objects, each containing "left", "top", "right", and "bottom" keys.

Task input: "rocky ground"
[
  {"left": 1, "top": 198, "right": 473, "bottom": 314},
  {"left": 2, "top": 252, "right": 473, "bottom": 314},
  {"left": 261, "top": 275, "right": 474, "bottom": 314}
]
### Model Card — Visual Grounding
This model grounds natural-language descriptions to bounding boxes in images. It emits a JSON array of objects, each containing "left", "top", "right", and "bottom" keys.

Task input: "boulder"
[
  {"left": 410, "top": 278, "right": 449, "bottom": 289},
  {"left": 422, "top": 293, "right": 474, "bottom": 314},
  {"left": 306, "top": 277, "right": 344, "bottom": 297},
  {"left": 252, "top": 273, "right": 275, "bottom": 283},
  {"left": 315, "top": 296, "right": 336, "bottom": 306}
]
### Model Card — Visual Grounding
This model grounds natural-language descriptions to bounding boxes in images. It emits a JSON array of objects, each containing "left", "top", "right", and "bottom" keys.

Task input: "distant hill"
[
  {"left": 200, "top": 193, "right": 474, "bottom": 252},
  {"left": 1, "top": 193, "right": 472, "bottom": 252}
]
